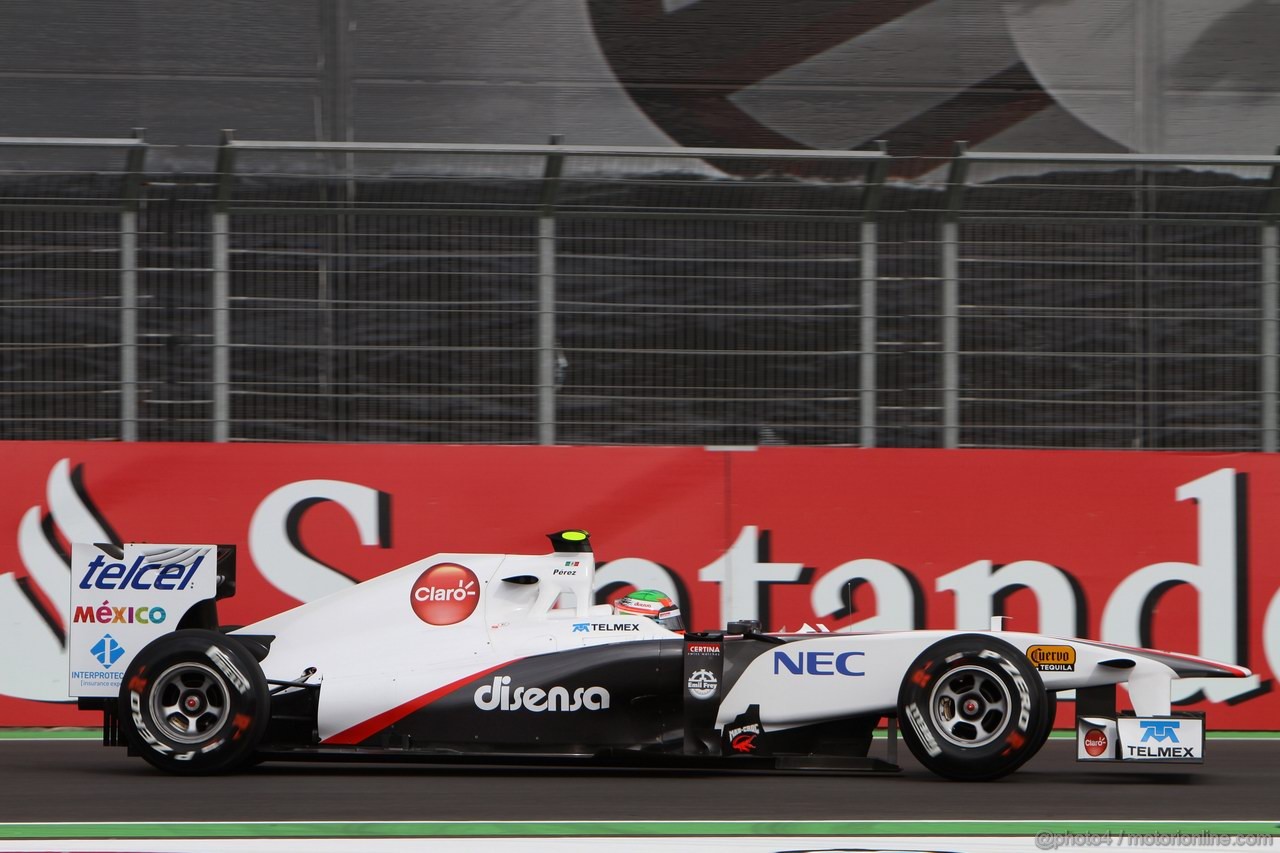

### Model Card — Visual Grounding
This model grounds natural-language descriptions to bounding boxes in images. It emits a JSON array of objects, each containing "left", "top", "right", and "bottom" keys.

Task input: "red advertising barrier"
[{"left": 1, "top": 442, "right": 1276, "bottom": 728}]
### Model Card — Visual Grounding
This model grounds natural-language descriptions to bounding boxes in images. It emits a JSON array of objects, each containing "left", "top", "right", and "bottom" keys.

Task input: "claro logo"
[
  {"left": 410, "top": 563, "right": 480, "bottom": 625},
  {"left": 1083, "top": 728, "right": 1109, "bottom": 757},
  {"left": 473, "top": 675, "right": 610, "bottom": 712}
]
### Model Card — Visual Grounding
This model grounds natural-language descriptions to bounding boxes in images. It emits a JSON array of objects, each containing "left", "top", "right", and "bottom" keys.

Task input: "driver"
[{"left": 613, "top": 589, "right": 685, "bottom": 633}]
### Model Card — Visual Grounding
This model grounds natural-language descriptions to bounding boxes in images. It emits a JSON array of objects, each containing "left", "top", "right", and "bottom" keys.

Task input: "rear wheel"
[
  {"left": 897, "top": 634, "right": 1050, "bottom": 781},
  {"left": 118, "top": 629, "right": 269, "bottom": 775}
]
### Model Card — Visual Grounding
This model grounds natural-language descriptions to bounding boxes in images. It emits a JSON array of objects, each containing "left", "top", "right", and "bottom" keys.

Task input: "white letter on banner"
[
  {"left": 1264, "top": 587, "right": 1280, "bottom": 696},
  {"left": 1101, "top": 468, "right": 1260, "bottom": 703},
  {"left": 249, "top": 480, "right": 389, "bottom": 603},
  {"left": 593, "top": 558, "right": 684, "bottom": 610},
  {"left": 697, "top": 526, "right": 804, "bottom": 626},
  {"left": 812, "top": 559, "right": 922, "bottom": 630},
  {"left": 936, "top": 559, "right": 1082, "bottom": 637}
]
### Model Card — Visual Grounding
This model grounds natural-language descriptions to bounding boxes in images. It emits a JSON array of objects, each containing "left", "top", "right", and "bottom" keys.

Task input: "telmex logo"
[
  {"left": 1139, "top": 720, "right": 1181, "bottom": 743},
  {"left": 1027, "top": 644, "right": 1076, "bottom": 672},
  {"left": 473, "top": 675, "right": 610, "bottom": 712},
  {"left": 79, "top": 555, "right": 203, "bottom": 592},
  {"left": 410, "top": 563, "right": 479, "bottom": 626},
  {"left": 773, "top": 650, "right": 865, "bottom": 676},
  {"left": 572, "top": 622, "right": 639, "bottom": 633}
]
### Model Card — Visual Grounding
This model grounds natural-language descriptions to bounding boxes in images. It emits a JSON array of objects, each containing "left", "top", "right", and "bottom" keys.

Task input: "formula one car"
[{"left": 69, "top": 531, "right": 1251, "bottom": 780}]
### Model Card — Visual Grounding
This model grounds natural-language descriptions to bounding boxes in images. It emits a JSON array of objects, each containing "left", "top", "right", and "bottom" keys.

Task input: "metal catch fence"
[{"left": 1, "top": 134, "right": 1278, "bottom": 451}]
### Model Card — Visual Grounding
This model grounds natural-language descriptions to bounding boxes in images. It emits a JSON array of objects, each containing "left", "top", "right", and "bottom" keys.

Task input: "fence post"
[
  {"left": 119, "top": 129, "right": 146, "bottom": 442},
  {"left": 1262, "top": 150, "right": 1280, "bottom": 452},
  {"left": 859, "top": 142, "right": 888, "bottom": 448},
  {"left": 212, "top": 130, "right": 236, "bottom": 443},
  {"left": 538, "top": 136, "right": 565, "bottom": 445},
  {"left": 941, "top": 143, "right": 969, "bottom": 449}
]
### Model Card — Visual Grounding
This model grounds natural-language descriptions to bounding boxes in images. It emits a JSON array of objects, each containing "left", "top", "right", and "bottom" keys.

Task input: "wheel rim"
[
  {"left": 928, "top": 664, "right": 1012, "bottom": 748},
  {"left": 149, "top": 662, "right": 230, "bottom": 744}
]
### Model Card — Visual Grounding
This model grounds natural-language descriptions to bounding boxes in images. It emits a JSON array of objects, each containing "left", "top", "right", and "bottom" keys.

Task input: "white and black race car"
[{"left": 69, "top": 531, "right": 1250, "bottom": 780}]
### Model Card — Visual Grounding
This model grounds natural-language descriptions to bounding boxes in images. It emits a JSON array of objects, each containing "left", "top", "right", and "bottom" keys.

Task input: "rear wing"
[{"left": 68, "top": 543, "right": 236, "bottom": 698}]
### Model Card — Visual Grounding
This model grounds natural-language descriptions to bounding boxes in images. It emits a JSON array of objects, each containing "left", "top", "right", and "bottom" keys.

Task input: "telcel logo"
[
  {"left": 773, "top": 650, "right": 865, "bottom": 676},
  {"left": 1139, "top": 720, "right": 1181, "bottom": 743},
  {"left": 410, "top": 563, "right": 480, "bottom": 625},
  {"left": 79, "top": 554, "right": 202, "bottom": 591}
]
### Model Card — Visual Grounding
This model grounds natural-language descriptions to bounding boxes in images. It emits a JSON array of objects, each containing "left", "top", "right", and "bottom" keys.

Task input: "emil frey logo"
[
  {"left": 687, "top": 669, "right": 718, "bottom": 700},
  {"left": 91, "top": 634, "right": 125, "bottom": 669},
  {"left": 1139, "top": 720, "right": 1181, "bottom": 743},
  {"left": 410, "top": 563, "right": 480, "bottom": 626}
]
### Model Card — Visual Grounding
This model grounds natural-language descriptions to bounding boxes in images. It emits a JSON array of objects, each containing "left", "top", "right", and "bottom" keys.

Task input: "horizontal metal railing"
[{"left": 0, "top": 133, "right": 1276, "bottom": 451}]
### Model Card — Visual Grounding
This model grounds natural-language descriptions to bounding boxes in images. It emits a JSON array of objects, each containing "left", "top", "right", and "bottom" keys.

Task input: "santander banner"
[{"left": 1, "top": 442, "right": 1277, "bottom": 728}]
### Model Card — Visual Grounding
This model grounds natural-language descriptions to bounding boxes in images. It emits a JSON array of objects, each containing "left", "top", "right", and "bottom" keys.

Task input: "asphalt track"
[{"left": 1, "top": 739, "right": 1276, "bottom": 824}]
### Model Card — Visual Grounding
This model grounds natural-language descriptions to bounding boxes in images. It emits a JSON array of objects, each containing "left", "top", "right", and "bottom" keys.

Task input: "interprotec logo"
[
  {"left": 410, "top": 563, "right": 480, "bottom": 625},
  {"left": 91, "top": 634, "right": 126, "bottom": 669},
  {"left": 1083, "top": 728, "right": 1108, "bottom": 757}
]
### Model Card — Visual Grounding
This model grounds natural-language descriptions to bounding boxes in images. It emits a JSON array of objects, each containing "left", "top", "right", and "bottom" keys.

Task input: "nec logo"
[
  {"left": 773, "top": 650, "right": 865, "bottom": 676},
  {"left": 1139, "top": 720, "right": 1181, "bottom": 743},
  {"left": 78, "top": 555, "right": 202, "bottom": 591}
]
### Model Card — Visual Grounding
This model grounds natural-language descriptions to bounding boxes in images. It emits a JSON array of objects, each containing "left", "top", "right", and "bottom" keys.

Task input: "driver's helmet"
[{"left": 614, "top": 589, "right": 685, "bottom": 633}]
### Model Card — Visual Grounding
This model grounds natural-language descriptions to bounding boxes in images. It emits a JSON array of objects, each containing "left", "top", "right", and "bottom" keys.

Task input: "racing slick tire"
[
  {"left": 118, "top": 629, "right": 270, "bottom": 775},
  {"left": 1033, "top": 691, "right": 1059, "bottom": 754},
  {"left": 896, "top": 634, "right": 1050, "bottom": 781}
]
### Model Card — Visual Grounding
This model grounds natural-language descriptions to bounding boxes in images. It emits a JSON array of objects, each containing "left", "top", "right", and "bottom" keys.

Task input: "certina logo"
[
  {"left": 90, "top": 634, "right": 125, "bottom": 669},
  {"left": 1139, "top": 720, "right": 1181, "bottom": 743},
  {"left": 473, "top": 675, "right": 609, "bottom": 712},
  {"left": 1083, "top": 728, "right": 1109, "bottom": 756},
  {"left": 73, "top": 602, "right": 167, "bottom": 625},
  {"left": 688, "top": 644, "right": 720, "bottom": 655},
  {"left": 773, "top": 650, "right": 865, "bottom": 676},
  {"left": 687, "top": 669, "right": 718, "bottom": 700},
  {"left": 1027, "top": 644, "right": 1076, "bottom": 672},
  {"left": 572, "top": 622, "right": 640, "bottom": 633},
  {"left": 410, "top": 563, "right": 479, "bottom": 626},
  {"left": 79, "top": 554, "right": 202, "bottom": 592}
]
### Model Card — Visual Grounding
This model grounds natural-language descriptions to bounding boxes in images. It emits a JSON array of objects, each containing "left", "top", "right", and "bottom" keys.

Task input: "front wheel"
[
  {"left": 118, "top": 629, "right": 269, "bottom": 775},
  {"left": 897, "top": 634, "right": 1050, "bottom": 781}
]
